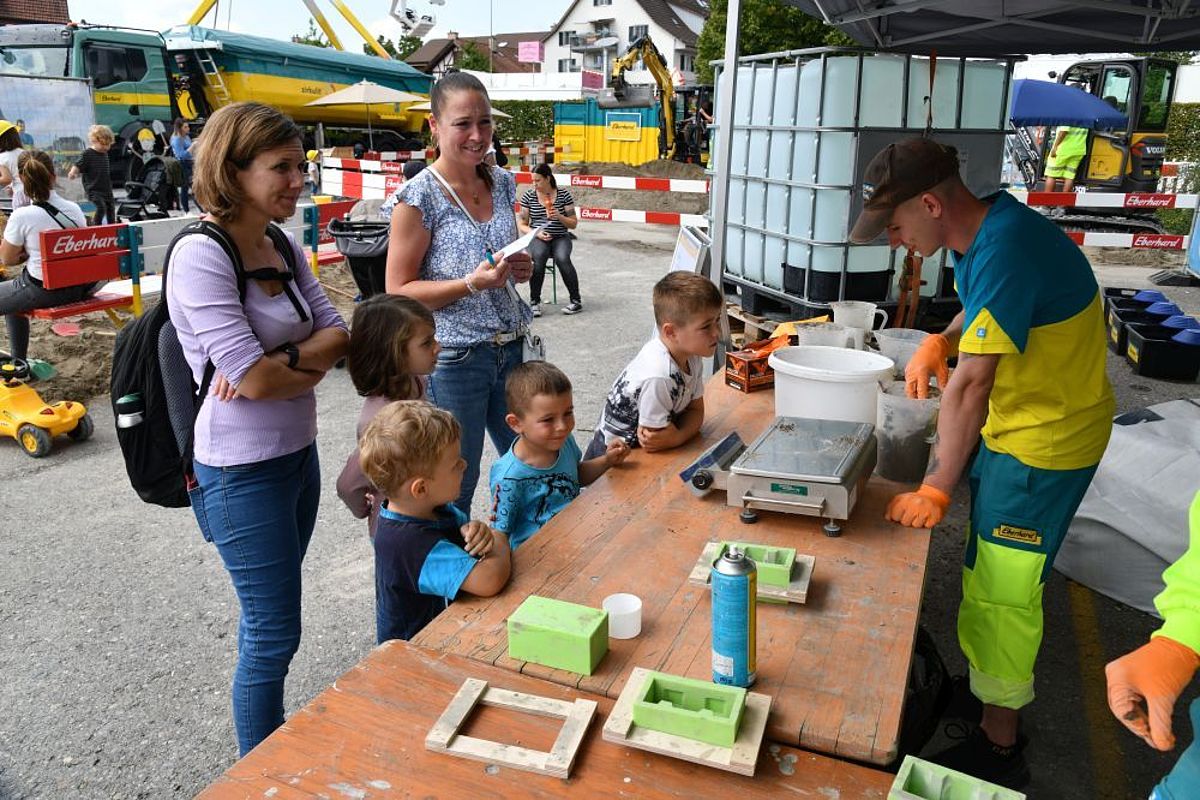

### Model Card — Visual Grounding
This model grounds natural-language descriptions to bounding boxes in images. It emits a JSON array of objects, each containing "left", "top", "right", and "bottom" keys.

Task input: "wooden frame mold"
[
  {"left": 688, "top": 541, "right": 815, "bottom": 604},
  {"left": 425, "top": 678, "right": 597, "bottom": 779},
  {"left": 602, "top": 667, "right": 772, "bottom": 776}
]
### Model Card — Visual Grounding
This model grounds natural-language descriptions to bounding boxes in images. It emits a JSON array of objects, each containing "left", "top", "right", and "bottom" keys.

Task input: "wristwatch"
[{"left": 277, "top": 343, "right": 300, "bottom": 369}]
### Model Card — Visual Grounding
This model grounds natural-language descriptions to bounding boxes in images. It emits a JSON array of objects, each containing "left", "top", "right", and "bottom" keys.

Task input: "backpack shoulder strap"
[
  {"left": 263, "top": 223, "right": 310, "bottom": 323},
  {"left": 193, "top": 220, "right": 248, "bottom": 303},
  {"left": 160, "top": 220, "right": 250, "bottom": 420},
  {"left": 34, "top": 200, "right": 78, "bottom": 230},
  {"left": 161, "top": 220, "right": 247, "bottom": 302},
  {"left": 264, "top": 223, "right": 298, "bottom": 275}
]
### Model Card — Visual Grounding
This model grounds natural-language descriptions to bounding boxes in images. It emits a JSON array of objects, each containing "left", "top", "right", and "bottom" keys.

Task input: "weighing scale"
[{"left": 680, "top": 416, "right": 877, "bottom": 536}]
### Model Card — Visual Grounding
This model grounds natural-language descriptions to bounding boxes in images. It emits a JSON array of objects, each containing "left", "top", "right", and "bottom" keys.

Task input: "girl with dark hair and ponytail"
[
  {"left": 0, "top": 149, "right": 91, "bottom": 360},
  {"left": 380, "top": 71, "right": 534, "bottom": 515}
]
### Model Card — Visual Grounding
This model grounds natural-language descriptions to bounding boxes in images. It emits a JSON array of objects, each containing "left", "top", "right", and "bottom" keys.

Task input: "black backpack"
[{"left": 110, "top": 221, "right": 300, "bottom": 507}]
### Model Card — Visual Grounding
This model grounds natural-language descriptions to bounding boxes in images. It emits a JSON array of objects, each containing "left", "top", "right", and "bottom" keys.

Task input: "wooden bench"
[
  {"left": 18, "top": 205, "right": 343, "bottom": 329},
  {"left": 21, "top": 223, "right": 140, "bottom": 328}
]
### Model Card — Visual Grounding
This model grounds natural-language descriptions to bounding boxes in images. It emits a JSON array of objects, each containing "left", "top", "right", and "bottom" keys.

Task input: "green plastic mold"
[
  {"left": 890, "top": 755, "right": 1026, "bottom": 800},
  {"left": 722, "top": 541, "right": 797, "bottom": 587},
  {"left": 631, "top": 671, "right": 747, "bottom": 747},
  {"left": 507, "top": 595, "right": 609, "bottom": 676}
]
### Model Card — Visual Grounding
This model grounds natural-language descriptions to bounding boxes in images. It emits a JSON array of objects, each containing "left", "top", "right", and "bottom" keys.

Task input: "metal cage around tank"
[{"left": 710, "top": 47, "right": 1021, "bottom": 317}]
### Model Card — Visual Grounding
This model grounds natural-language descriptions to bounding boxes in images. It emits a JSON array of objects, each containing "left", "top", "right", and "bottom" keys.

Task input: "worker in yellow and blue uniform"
[
  {"left": 1107, "top": 492, "right": 1200, "bottom": 800},
  {"left": 850, "top": 137, "right": 1115, "bottom": 789}
]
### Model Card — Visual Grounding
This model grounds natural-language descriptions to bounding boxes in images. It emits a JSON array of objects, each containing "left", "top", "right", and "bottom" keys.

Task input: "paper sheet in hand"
[{"left": 494, "top": 224, "right": 550, "bottom": 261}]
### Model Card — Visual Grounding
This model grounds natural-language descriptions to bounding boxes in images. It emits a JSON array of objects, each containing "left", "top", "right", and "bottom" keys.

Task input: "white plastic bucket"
[{"left": 768, "top": 346, "right": 895, "bottom": 424}]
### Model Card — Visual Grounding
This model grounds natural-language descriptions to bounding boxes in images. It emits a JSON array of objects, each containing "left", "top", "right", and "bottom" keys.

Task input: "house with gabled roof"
[
  {"left": 540, "top": 0, "right": 709, "bottom": 84},
  {"left": 406, "top": 30, "right": 547, "bottom": 77}
]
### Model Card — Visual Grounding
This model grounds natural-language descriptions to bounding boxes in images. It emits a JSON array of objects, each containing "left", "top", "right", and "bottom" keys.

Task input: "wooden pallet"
[
  {"left": 725, "top": 302, "right": 776, "bottom": 345},
  {"left": 425, "top": 678, "right": 596, "bottom": 779},
  {"left": 687, "top": 541, "right": 816, "bottom": 604},
  {"left": 602, "top": 667, "right": 771, "bottom": 776}
]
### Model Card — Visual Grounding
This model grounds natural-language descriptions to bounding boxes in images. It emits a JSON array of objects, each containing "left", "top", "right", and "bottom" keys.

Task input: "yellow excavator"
[{"left": 598, "top": 35, "right": 711, "bottom": 162}]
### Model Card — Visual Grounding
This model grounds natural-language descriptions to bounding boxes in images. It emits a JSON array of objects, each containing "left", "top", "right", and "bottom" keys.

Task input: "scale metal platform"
[{"left": 681, "top": 416, "right": 877, "bottom": 536}]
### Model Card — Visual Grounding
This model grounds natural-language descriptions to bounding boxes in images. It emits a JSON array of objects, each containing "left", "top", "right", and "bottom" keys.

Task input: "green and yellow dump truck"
[{"left": 0, "top": 23, "right": 431, "bottom": 182}]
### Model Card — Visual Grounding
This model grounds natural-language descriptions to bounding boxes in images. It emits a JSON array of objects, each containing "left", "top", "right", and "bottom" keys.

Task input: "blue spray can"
[{"left": 711, "top": 546, "right": 757, "bottom": 687}]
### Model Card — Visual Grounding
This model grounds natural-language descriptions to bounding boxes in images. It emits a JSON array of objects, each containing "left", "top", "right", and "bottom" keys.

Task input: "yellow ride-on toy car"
[{"left": 0, "top": 357, "right": 93, "bottom": 457}]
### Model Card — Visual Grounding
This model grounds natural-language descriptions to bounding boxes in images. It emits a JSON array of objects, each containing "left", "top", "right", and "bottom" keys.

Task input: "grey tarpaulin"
[
  {"left": 781, "top": 1, "right": 1200, "bottom": 57},
  {"left": 1054, "top": 399, "right": 1200, "bottom": 616}
]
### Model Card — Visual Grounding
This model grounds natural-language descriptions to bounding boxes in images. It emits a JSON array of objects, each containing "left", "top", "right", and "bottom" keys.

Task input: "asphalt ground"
[{"left": 1, "top": 221, "right": 1198, "bottom": 798}]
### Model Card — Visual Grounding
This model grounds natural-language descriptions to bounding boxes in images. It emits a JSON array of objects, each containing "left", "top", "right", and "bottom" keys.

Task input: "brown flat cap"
[{"left": 849, "top": 138, "right": 961, "bottom": 243}]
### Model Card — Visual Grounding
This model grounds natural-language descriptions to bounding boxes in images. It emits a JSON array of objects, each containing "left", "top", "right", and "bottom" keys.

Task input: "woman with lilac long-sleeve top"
[{"left": 165, "top": 102, "right": 348, "bottom": 757}]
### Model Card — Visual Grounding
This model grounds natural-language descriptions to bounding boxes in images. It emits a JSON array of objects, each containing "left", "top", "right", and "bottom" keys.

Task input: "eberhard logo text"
[
  {"left": 571, "top": 175, "right": 603, "bottom": 188},
  {"left": 1123, "top": 194, "right": 1174, "bottom": 208},
  {"left": 51, "top": 232, "right": 119, "bottom": 256},
  {"left": 1131, "top": 233, "right": 1184, "bottom": 249},
  {"left": 579, "top": 208, "right": 612, "bottom": 221},
  {"left": 993, "top": 524, "right": 1042, "bottom": 547}
]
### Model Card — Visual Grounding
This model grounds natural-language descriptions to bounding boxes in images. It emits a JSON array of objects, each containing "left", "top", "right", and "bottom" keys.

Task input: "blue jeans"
[
  {"left": 1152, "top": 696, "right": 1200, "bottom": 799},
  {"left": 190, "top": 442, "right": 321, "bottom": 756},
  {"left": 179, "top": 159, "right": 194, "bottom": 213},
  {"left": 428, "top": 339, "right": 522, "bottom": 515}
]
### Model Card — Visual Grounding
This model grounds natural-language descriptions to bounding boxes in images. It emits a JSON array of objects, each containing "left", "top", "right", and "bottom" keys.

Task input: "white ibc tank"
[
  {"left": 962, "top": 61, "right": 1008, "bottom": 129},
  {"left": 718, "top": 50, "right": 1011, "bottom": 304},
  {"left": 906, "top": 58, "right": 961, "bottom": 128}
]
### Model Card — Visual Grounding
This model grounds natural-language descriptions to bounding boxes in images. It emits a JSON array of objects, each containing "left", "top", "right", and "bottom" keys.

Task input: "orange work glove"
[
  {"left": 1106, "top": 635, "right": 1200, "bottom": 751},
  {"left": 905, "top": 333, "right": 951, "bottom": 399},
  {"left": 886, "top": 484, "right": 951, "bottom": 528}
]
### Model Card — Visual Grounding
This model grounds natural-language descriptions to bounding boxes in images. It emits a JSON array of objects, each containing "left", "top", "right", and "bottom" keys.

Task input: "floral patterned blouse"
[{"left": 381, "top": 165, "right": 531, "bottom": 348}]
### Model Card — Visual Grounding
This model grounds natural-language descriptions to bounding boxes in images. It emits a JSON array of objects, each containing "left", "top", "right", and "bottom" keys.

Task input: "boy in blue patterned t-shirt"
[
  {"left": 489, "top": 362, "right": 630, "bottom": 549},
  {"left": 359, "top": 401, "right": 511, "bottom": 643}
]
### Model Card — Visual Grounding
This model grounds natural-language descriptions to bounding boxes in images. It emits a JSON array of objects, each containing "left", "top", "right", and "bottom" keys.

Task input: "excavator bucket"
[{"left": 597, "top": 86, "right": 657, "bottom": 109}]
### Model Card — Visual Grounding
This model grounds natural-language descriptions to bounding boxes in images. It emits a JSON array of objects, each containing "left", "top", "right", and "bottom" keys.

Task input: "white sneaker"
[
  {"left": 562, "top": 301, "right": 583, "bottom": 315},
  {"left": 530, "top": 303, "right": 542, "bottom": 318}
]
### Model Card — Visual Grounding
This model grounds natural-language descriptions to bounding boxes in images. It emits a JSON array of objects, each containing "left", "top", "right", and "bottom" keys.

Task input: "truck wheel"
[
  {"left": 68, "top": 414, "right": 94, "bottom": 442},
  {"left": 17, "top": 424, "right": 52, "bottom": 458}
]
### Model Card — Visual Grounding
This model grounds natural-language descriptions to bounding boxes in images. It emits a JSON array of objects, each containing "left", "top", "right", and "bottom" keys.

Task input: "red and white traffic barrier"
[
  {"left": 1065, "top": 231, "right": 1189, "bottom": 250},
  {"left": 575, "top": 207, "right": 708, "bottom": 228},
  {"left": 1017, "top": 190, "right": 1199, "bottom": 209},
  {"left": 511, "top": 171, "right": 709, "bottom": 194},
  {"left": 320, "top": 169, "right": 709, "bottom": 228},
  {"left": 320, "top": 167, "right": 402, "bottom": 200},
  {"left": 368, "top": 144, "right": 564, "bottom": 161}
]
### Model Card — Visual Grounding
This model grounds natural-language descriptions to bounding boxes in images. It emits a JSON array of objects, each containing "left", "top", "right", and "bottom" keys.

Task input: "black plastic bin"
[
  {"left": 1124, "top": 324, "right": 1200, "bottom": 381},
  {"left": 327, "top": 217, "right": 390, "bottom": 299}
]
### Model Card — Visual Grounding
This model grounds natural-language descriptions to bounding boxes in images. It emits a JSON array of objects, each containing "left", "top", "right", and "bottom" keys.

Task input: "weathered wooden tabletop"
[
  {"left": 198, "top": 641, "right": 893, "bottom": 798},
  {"left": 414, "top": 376, "right": 932, "bottom": 765}
]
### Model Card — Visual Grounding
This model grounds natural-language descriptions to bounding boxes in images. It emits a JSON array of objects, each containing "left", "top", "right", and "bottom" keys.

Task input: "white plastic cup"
[{"left": 603, "top": 593, "right": 643, "bottom": 640}]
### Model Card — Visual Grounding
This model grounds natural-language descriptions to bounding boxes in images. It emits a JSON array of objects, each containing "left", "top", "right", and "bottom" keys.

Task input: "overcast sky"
[{"left": 66, "top": 0, "right": 571, "bottom": 47}]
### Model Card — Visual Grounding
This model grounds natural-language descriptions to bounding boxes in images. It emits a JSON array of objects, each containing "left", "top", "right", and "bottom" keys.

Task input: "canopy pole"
[{"left": 709, "top": 0, "right": 742, "bottom": 309}]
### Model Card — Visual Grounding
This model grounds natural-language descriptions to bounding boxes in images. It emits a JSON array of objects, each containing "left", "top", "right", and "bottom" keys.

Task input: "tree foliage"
[
  {"left": 363, "top": 35, "right": 423, "bottom": 60},
  {"left": 293, "top": 19, "right": 329, "bottom": 49},
  {"left": 457, "top": 42, "right": 493, "bottom": 72},
  {"left": 491, "top": 101, "right": 555, "bottom": 143},
  {"left": 695, "top": 0, "right": 853, "bottom": 84},
  {"left": 1134, "top": 51, "right": 1198, "bottom": 66}
]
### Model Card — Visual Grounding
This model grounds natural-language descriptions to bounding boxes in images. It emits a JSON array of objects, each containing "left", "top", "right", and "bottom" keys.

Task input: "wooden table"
[
  {"left": 198, "top": 641, "right": 893, "bottom": 798},
  {"left": 414, "top": 377, "right": 932, "bottom": 765}
]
